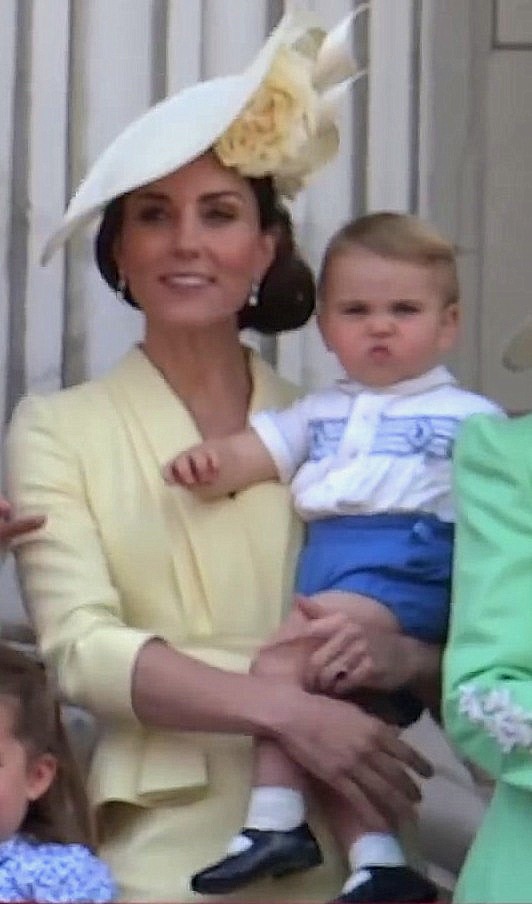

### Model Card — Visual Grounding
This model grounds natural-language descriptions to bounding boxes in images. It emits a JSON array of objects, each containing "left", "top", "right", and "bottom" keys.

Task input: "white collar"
[{"left": 337, "top": 365, "right": 457, "bottom": 398}]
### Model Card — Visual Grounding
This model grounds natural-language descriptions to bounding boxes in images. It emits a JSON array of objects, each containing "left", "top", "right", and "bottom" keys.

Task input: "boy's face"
[{"left": 317, "top": 246, "right": 459, "bottom": 387}]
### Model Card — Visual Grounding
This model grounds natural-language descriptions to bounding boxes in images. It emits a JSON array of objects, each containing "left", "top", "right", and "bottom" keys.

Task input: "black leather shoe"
[
  {"left": 190, "top": 823, "right": 323, "bottom": 894},
  {"left": 331, "top": 865, "right": 438, "bottom": 903}
]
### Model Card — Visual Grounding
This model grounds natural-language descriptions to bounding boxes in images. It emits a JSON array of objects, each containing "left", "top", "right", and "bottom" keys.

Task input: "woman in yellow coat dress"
[{"left": 6, "top": 9, "right": 433, "bottom": 902}]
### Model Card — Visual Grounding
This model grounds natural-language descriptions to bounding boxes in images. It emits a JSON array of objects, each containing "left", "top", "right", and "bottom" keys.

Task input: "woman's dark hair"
[
  {"left": 95, "top": 174, "right": 315, "bottom": 334},
  {"left": 0, "top": 643, "right": 94, "bottom": 849}
]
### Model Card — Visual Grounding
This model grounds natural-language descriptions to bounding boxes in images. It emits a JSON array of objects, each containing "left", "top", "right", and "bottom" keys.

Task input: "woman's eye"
[
  {"left": 204, "top": 207, "right": 238, "bottom": 223},
  {"left": 137, "top": 205, "right": 169, "bottom": 223}
]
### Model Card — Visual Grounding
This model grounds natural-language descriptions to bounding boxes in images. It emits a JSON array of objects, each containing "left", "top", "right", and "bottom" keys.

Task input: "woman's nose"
[{"left": 169, "top": 212, "right": 201, "bottom": 255}]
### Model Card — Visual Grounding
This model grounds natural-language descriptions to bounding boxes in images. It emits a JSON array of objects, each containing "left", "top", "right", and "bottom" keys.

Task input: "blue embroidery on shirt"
[
  {"left": 372, "top": 415, "right": 460, "bottom": 459},
  {"left": 308, "top": 418, "right": 347, "bottom": 461}
]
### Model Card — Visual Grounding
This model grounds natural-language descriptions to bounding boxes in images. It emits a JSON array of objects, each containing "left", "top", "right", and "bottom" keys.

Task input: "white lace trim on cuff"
[{"left": 458, "top": 684, "right": 532, "bottom": 753}]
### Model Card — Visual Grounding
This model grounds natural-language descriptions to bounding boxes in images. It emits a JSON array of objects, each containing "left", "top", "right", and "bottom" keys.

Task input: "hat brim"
[
  {"left": 502, "top": 320, "right": 532, "bottom": 371},
  {"left": 41, "top": 8, "right": 321, "bottom": 264}
]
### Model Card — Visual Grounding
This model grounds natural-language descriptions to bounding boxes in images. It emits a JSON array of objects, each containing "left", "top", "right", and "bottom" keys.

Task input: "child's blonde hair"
[
  {"left": 0, "top": 643, "right": 94, "bottom": 848},
  {"left": 319, "top": 212, "right": 459, "bottom": 308}
]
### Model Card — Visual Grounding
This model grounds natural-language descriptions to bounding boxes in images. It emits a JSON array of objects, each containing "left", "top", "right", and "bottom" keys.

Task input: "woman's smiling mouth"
[{"left": 160, "top": 273, "right": 214, "bottom": 289}]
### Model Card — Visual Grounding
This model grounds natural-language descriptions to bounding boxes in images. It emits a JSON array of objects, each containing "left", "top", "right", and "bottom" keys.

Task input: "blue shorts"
[{"left": 295, "top": 513, "right": 453, "bottom": 644}]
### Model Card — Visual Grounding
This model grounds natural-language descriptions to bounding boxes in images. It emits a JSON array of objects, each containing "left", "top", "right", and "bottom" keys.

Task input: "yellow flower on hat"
[
  {"left": 213, "top": 9, "right": 361, "bottom": 199},
  {"left": 214, "top": 46, "right": 318, "bottom": 187}
]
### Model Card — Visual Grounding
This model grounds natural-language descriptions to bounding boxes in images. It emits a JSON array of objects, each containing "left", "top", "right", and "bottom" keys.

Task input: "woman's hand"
[
  {"left": 270, "top": 683, "right": 432, "bottom": 829},
  {"left": 0, "top": 497, "right": 45, "bottom": 549},
  {"left": 294, "top": 596, "right": 440, "bottom": 701}
]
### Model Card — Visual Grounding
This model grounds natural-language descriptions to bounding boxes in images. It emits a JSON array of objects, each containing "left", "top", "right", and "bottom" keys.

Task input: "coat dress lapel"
[{"left": 104, "top": 346, "right": 301, "bottom": 652}]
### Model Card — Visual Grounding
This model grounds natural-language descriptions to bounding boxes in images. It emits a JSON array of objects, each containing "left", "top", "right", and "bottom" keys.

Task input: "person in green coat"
[{"left": 443, "top": 321, "right": 532, "bottom": 903}]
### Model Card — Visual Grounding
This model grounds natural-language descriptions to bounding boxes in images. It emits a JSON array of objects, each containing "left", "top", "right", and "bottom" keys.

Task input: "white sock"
[
  {"left": 342, "top": 834, "right": 406, "bottom": 894},
  {"left": 226, "top": 787, "right": 306, "bottom": 856},
  {"left": 341, "top": 869, "right": 372, "bottom": 895},
  {"left": 349, "top": 833, "right": 406, "bottom": 870},
  {"left": 246, "top": 786, "right": 306, "bottom": 831}
]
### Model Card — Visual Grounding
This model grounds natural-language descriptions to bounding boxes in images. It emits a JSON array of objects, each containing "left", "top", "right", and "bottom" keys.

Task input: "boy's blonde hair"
[{"left": 318, "top": 212, "right": 459, "bottom": 307}]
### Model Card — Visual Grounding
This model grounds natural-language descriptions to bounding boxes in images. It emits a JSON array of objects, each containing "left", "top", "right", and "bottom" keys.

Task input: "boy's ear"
[
  {"left": 26, "top": 752, "right": 57, "bottom": 802},
  {"left": 316, "top": 306, "right": 331, "bottom": 351},
  {"left": 439, "top": 302, "right": 460, "bottom": 352}
]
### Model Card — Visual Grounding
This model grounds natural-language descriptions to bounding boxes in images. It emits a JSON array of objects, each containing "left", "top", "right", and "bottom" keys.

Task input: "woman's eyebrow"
[
  {"left": 133, "top": 191, "right": 169, "bottom": 202},
  {"left": 201, "top": 191, "right": 245, "bottom": 203},
  {"left": 133, "top": 190, "right": 244, "bottom": 203}
]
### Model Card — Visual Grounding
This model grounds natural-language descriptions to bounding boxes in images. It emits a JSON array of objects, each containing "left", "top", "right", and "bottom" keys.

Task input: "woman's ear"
[
  {"left": 112, "top": 236, "right": 124, "bottom": 281},
  {"left": 256, "top": 231, "right": 276, "bottom": 282},
  {"left": 25, "top": 753, "right": 57, "bottom": 802}
]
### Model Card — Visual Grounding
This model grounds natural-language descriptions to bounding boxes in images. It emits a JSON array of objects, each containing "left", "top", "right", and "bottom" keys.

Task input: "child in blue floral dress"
[{"left": 0, "top": 642, "right": 115, "bottom": 902}]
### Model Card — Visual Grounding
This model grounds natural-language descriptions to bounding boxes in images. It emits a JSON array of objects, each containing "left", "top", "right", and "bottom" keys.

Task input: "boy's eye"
[
  {"left": 343, "top": 304, "right": 368, "bottom": 316},
  {"left": 392, "top": 301, "right": 421, "bottom": 315}
]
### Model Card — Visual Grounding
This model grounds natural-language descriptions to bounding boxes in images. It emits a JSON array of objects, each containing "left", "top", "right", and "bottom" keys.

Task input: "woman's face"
[{"left": 113, "top": 153, "right": 275, "bottom": 329}]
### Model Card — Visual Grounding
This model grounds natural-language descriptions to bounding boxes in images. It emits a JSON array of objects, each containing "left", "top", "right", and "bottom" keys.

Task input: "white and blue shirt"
[
  {"left": 251, "top": 366, "right": 503, "bottom": 523},
  {"left": 0, "top": 835, "right": 116, "bottom": 902}
]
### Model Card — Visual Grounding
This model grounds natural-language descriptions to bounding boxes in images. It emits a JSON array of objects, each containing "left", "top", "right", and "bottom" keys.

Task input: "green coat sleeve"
[{"left": 443, "top": 413, "right": 532, "bottom": 790}]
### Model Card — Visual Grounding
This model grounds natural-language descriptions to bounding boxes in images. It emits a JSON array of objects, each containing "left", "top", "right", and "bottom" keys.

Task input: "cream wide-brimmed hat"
[
  {"left": 42, "top": 4, "right": 363, "bottom": 264},
  {"left": 502, "top": 319, "right": 532, "bottom": 371}
]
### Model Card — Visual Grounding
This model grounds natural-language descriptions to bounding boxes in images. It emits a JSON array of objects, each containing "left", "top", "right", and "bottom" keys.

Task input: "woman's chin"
[{"left": 145, "top": 305, "right": 241, "bottom": 332}]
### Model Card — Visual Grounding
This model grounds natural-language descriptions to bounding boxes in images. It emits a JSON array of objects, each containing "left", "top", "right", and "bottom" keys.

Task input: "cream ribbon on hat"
[{"left": 41, "top": 4, "right": 367, "bottom": 265}]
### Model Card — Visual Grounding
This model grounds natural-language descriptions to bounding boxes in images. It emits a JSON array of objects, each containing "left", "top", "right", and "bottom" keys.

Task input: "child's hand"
[
  {"left": 0, "top": 496, "right": 45, "bottom": 548},
  {"left": 163, "top": 445, "right": 221, "bottom": 488}
]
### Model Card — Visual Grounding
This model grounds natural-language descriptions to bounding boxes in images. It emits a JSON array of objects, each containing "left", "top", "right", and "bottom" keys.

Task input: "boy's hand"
[{"left": 163, "top": 445, "right": 221, "bottom": 488}]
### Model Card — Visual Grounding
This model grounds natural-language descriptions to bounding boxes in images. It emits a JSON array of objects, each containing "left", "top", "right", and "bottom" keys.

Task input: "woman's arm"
[
  {"left": 397, "top": 635, "right": 441, "bottom": 712},
  {"left": 7, "top": 395, "right": 431, "bottom": 827},
  {"left": 6, "top": 396, "right": 155, "bottom": 721},
  {"left": 133, "top": 637, "right": 431, "bottom": 827},
  {"left": 443, "top": 414, "right": 532, "bottom": 785}
]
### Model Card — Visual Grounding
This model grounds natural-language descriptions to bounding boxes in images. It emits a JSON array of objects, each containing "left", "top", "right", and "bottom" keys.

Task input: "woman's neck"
[{"left": 142, "top": 322, "right": 253, "bottom": 438}]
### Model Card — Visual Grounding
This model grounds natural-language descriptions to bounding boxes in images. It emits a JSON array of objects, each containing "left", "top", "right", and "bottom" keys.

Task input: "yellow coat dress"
[{"left": 6, "top": 346, "right": 345, "bottom": 902}]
